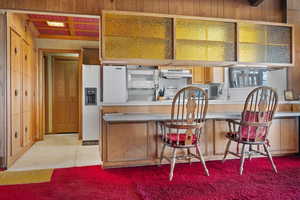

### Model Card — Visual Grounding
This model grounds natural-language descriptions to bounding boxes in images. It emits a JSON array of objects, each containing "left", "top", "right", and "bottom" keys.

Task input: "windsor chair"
[
  {"left": 223, "top": 86, "right": 278, "bottom": 175},
  {"left": 159, "top": 86, "right": 209, "bottom": 181}
]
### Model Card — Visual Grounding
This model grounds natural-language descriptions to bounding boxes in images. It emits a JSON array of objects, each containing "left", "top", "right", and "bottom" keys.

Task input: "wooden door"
[
  {"left": 10, "top": 30, "right": 22, "bottom": 155},
  {"left": 52, "top": 57, "right": 79, "bottom": 133}
]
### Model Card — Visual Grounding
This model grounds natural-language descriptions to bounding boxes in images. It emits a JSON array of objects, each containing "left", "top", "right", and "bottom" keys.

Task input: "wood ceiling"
[{"left": 28, "top": 14, "right": 99, "bottom": 41}]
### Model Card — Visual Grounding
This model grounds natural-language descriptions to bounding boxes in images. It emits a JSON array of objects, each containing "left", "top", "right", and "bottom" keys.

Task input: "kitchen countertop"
[
  {"left": 102, "top": 100, "right": 300, "bottom": 106},
  {"left": 103, "top": 112, "right": 300, "bottom": 122}
]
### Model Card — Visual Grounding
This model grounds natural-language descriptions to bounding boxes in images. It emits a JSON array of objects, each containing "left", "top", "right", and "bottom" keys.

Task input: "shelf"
[
  {"left": 239, "top": 42, "right": 290, "bottom": 47},
  {"left": 176, "top": 39, "right": 234, "bottom": 44},
  {"left": 105, "top": 34, "right": 171, "bottom": 41},
  {"left": 105, "top": 35, "right": 171, "bottom": 41}
]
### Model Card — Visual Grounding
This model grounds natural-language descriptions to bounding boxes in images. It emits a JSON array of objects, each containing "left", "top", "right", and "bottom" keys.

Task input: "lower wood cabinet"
[
  {"left": 267, "top": 119, "right": 281, "bottom": 153},
  {"left": 102, "top": 117, "right": 299, "bottom": 168},
  {"left": 280, "top": 118, "right": 299, "bottom": 153},
  {"left": 104, "top": 122, "right": 156, "bottom": 164},
  {"left": 213, "top": 118, "right": 299, "bottom": 156}
]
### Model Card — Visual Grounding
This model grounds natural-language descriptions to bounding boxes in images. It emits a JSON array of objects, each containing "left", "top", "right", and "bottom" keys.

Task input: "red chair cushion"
[
  {"left": 240, "top": 111, "right": 270, "bottom": 141},
  {"left": 166, "top": 133, "right": 197, "bottom": 146}
]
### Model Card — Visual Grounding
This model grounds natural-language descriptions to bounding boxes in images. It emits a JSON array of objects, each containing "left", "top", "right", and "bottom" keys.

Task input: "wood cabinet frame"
[{"left": 101, "top": 10, "right": 294, "bottom": 67}]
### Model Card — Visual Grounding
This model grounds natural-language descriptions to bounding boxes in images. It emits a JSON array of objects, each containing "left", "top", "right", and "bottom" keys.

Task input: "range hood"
[{"left": 161, "top": 69, "right": 192, "bottom": 79}]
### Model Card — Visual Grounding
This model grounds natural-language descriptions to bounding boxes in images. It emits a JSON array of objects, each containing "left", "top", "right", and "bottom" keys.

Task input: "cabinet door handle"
[
  {"left": 14, "top": 48, "right": 17, "bottom": 55},
  {"left": 25, "top": 127, "right": 28, "bottom": 132},
  {"left": 14, "top": 89, "right": 18, "bottom": 96},
  {"left": 25, "top": 55, "right": 27, "bottom": 61},
  {"left": 25, "top": 90, "right": 28, "bottom": 96},
  {"left": 14, "top": 131, "right": 18, "bottom": 138}
]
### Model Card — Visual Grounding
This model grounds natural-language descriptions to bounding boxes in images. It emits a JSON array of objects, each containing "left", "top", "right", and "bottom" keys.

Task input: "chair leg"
[
  {"left": 263, "top": 144, "right": 278, "bottom": 173},
  {"left": 240, "top": 144, "right": 246, "bottom": 175},
  {"left": 159, "top": 143, "right": 167, "bottom": 166},
  {"left": 248, "top": 144, "right": 253, "bottom": 160},
  {"left": 222, "top": 139, "right": 232, "bottom": 163},
  {"left": 196, "top": 144, "right": 209, "bottom": 176},
  {"left": 169, "top": 148, "right": 177, "bottom": 181},
  {"left": 187, "top": 148, "right": 192, "bottom": 165}
]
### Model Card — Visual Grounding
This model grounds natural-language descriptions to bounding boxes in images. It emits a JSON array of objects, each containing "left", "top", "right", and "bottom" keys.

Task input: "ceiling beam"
[
  {"left": 38, "top": 34, "right": 99, "bottom": 41},
  {"left": 248, "top": 0, "right": 265, "bottom": 7},
  {"left": 37, "top": 27, "right": 99, "bottom": 33},
  {"left": 68, "top": 17, "right": 75, "bottom": 36}
]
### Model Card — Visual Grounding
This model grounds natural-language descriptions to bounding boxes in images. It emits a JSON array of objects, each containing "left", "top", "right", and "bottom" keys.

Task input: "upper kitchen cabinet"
[
  {"left": 175, "top": 19, "right": 236, "bottom": 65},
  {"left": 238, "top": 22, "right": 293, "bottom": 66},
  {"left": 101, "top": 11, "right": 294, "bottom": 67},
  {"left": 102, "top": 11, "right": 173, "bottom": 64}
]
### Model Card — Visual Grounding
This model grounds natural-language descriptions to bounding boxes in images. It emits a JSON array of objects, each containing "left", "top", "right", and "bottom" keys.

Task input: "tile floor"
[{"left": 8, "top": 134, "right": 101, "bottom": 171}]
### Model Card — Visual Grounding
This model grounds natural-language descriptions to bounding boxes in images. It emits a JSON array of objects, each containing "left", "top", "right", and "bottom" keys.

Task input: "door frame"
[
  {"left": 38, "top": 49, "right": 83, "bottom": 140},
  {"left": 0, "top": 12, "right": 7, "bottom": 169}
]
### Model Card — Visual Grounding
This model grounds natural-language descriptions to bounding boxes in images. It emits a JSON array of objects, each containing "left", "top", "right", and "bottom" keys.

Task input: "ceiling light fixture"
[{"left": 46, "top": 21, "right": 65, "bottom": 27}]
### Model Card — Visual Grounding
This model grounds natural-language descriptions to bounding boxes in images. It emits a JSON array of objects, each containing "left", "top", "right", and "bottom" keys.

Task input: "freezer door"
[{"left": 103, "top": 66, "right": 127, "bottom": 103}]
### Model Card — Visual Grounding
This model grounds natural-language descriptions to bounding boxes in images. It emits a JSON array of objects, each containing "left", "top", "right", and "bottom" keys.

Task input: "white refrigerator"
[{"left": 82, "top": 65, "right": 101, "bottom": 142}]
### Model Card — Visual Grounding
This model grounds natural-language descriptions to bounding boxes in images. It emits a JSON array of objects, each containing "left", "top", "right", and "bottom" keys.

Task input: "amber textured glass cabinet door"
[
  {"left": 103, "top": 12, "right": 173, "bottom": 61},
  {"left": 238, "top": 23, "right": 267, "bottom": 63},
  {"left": 266, "top": 25, "right": 292, "bottom": 64},
  {"left": 238, "top": 22, "right": 292, "bottom": 65},
  {"left": 175, "top": 19, "right": 236, "bottom": 63}
]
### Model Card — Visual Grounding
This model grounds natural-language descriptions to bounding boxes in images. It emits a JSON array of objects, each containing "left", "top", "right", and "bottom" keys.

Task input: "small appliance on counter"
[
  {"left": 127, "top": 65, "right": 159, "bottom": 101},
  {"left": 82, "top": 65, "right": 101, "bottom": 144},
  {"left": 208, "top": 83, "right": 223, "bottom": 100}
]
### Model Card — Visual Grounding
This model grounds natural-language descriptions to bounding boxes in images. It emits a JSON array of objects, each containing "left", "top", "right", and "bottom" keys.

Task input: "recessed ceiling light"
[{"left": 46, "top": 21, "right": 65, "bottom": 27}]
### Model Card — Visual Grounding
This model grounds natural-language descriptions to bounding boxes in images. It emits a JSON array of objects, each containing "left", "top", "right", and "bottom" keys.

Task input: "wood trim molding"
[{"left": 0, "top": 13, "right": 7, "bottom": 169}]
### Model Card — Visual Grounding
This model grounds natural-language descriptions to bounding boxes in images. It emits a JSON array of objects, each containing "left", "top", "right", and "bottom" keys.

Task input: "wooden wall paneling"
[
  {"left": 60, "top": 0, "right": 75, "bottom": 13},
  {"left": 46, "top": 0, "right": 61, "bottom": 12},
  {"left": 0, "top": 0, "right": 285, "bottom": 23}
]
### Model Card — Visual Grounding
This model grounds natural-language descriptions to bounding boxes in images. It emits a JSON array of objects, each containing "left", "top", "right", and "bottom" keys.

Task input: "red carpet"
[{"left": 1, "top": 156, "right": 300, "bottom": 200}]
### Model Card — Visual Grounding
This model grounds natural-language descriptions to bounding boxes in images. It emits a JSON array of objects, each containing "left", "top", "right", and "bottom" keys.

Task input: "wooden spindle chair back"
[
  {"left": 161, "top": 86, "right": 208, "bottom": 147},
  {"left": 238, "top": 86, "right": 278, "bottom": 143},
  {"left": 159, "top": 86, "right": 210, "bottom": 180}
]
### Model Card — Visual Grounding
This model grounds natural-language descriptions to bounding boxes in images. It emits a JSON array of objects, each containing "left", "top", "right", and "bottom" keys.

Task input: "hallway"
[{"left": 8, "top": 134, "right": 101, "bottom": 171}]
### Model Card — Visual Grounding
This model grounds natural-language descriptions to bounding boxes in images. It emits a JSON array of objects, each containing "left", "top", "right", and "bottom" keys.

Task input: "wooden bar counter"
[{"left": 101, "top": 102, "right": 300, "bottom": 168}]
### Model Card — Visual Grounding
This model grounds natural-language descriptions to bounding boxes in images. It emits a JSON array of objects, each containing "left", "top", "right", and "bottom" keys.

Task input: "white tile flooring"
[{"left": 8, "top": 134, "right": 101, "bottom": 171}]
